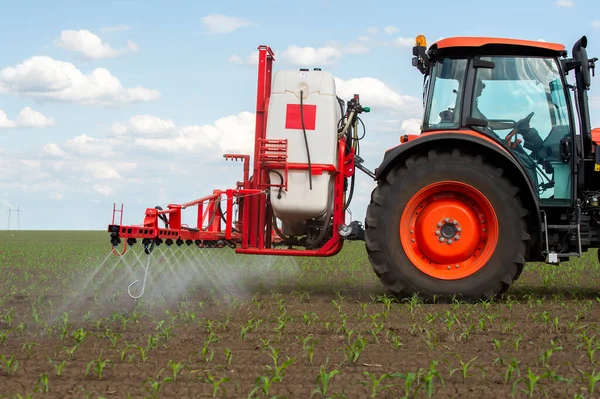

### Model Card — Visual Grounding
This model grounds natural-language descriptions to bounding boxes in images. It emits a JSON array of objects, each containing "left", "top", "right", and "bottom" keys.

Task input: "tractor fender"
[{"left": 374, "top": 132, "right": 542, "bottom": 258}]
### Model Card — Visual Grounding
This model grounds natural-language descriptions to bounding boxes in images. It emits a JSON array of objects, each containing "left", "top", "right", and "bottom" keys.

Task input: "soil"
[
  {"left": 1, "top": 234, "right": 600, "bottom": 398},
  {"left": 1, "top": 283, "right": 600, "bottom": 399}
]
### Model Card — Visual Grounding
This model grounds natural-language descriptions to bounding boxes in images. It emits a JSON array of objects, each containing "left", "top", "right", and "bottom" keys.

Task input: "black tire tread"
[{"left": 364, "top": 147, "right": 531, "bottom": 303}]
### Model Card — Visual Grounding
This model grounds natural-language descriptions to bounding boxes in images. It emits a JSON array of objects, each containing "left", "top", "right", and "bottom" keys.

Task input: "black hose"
[
  {"left": 155, "top": 206, "right": 169, "bottom": 227},
  {"left": 270, "top": 170, "right": 284, "bottom": 199},
  {"left": 344, "top": 173, "right": 355, "bottom": 211},
  {"left": 217, "top": 201, "right": 240, "bottom": 233},
  {"left": 300, "top": 90, "right": 313, "bottom": 190},
  {"left": 307, "top": 196, "right": 333, "bottom": 249}
]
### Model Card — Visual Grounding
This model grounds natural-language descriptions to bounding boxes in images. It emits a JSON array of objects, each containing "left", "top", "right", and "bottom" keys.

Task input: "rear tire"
[{"left": 365, "top": 148, "right": 530, "bottom": 302}]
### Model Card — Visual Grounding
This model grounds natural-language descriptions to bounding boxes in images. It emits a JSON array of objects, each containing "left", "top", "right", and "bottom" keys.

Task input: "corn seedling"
[
  {"left": 85, "top": 355, "right": 112, "bottom": 379},
  {"left": 579, "top": 368, "right": 600, "bottom": 395},
  {"left": 47, "top": 357, "right": 66, "bottom": 376},
  {"left": 33, "top": 373, "right": 49, "bottom": 393},
  {"left": 200, "top": 371, "right": 231, "bottom": 397},
  {"left": 311, "top": 358, "right": 341, "bottom": 399},
  {"left": 359, "top": 371, "right": 397, "bottom": 398}
]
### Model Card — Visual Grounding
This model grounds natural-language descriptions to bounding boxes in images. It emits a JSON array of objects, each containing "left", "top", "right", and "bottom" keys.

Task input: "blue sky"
[{"left": 0, "top": 0, "right": 598, "bottom": 230}]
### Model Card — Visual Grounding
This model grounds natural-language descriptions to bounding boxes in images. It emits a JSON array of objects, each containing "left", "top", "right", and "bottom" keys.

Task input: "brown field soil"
[{"left": 0, "top": 231, "right": 600, "bottom": 398}]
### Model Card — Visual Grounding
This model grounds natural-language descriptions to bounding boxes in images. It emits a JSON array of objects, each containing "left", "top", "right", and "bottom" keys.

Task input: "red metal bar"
[
  {"left": 225, "top": 189, "right": 234, "bottom": 239},
  {"left": 182, "top": 193, "right": 220, "bottom": 209},
  {"left": 197, "top": 203, "right": 204, "bottom": 232},
  {"left": 250, "top": 45, "right": 275, "bottom": 249},
  {"left": 167, "top": 205, "right": 181, "bottom": 230}
]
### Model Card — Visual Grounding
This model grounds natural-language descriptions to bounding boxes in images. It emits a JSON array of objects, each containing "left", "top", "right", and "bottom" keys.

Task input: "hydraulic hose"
[
  {"left": 307, "top": 191, "right": 334, "bottom": 249},
  {"left": 155, "top": 206, "right": 169, "bottom": 227},
  {"left": 300, "top": 90, "right": 313, "bottom": 190}
]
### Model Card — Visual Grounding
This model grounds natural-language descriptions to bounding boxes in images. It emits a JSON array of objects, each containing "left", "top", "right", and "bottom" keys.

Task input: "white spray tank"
[{"left": 265, "top": 68, "right": 341, "bottom": 236}]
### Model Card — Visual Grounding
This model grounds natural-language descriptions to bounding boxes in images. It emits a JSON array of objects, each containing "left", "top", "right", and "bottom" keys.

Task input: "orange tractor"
[{"left": 109, "top": 35, "right": 598, "bottom": 302}]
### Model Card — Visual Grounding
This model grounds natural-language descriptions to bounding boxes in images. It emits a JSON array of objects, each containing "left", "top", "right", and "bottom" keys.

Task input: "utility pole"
[{"left": 6, "top": 207, "right": 22, "bottom": 230}]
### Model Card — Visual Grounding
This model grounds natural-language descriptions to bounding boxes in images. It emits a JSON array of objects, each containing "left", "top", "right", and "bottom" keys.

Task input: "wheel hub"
[
  {"left": 400, "top": 181, "right": 498, "bottom": 280},
  {"left": 436, "top": 219, "right": 461, "bottom": 243}
]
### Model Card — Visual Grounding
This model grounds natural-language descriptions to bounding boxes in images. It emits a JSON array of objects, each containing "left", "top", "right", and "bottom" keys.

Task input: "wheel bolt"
[
  {"left": 447, "top": 239, "right": 453, "bottom": 244},
  {"left": 439, "top": 237, "right": 445, "bottom": 242},
  {"left": 445, "top": 218, "right": 449, "bottom": 222},
  {"left": 435, "top": 230, "right": 440, "bottom": 235},
  {"left": 437, "top": 222, "right": 442, "bottom": 227},
  {"left": 454, "top": 235, "right": 460, "bottom": 240},
  {"left": 453, "top": 220, "right": 458, "bottom": 225},
  {"left": 457, "top": 227, "right": 462, "bottom": 232}
]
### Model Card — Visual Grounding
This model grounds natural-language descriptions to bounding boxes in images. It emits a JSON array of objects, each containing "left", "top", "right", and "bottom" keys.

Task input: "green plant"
[
  {"left": 358, "top": 371, "right": 397, "bottom": 398},
  {"left": 85, "top": 355, "right": 112, "bottom": 379},
  {"left": 311, "top": 358, "right": 341, "bottom": 399}
]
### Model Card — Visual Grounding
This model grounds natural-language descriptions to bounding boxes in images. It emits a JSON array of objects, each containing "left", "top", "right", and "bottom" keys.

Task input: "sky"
[{"left": 0, "top": 0, "right": 599, "bottom": 230}]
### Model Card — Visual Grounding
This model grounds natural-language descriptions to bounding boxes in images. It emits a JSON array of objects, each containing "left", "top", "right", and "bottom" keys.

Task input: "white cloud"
[
  {"left": 111, "top": 115, "right": 176, "bottom": 137},
  {"left": 201, "top": 14, "right": 255, "bottom": 34},
  {"left": 56, "top": 29, "right": 139, "bottom": 60},
  {"left": 384, "top": 26, "right": 400, "bottom": 35},
  {"left": 228, "top": 54, "right": 243, "bottom": 64},
  {"left": 367, "top": 27, "right": 378, "bottom": 35},
  {"left": 22, "top": 159, "right": 41, "bottom": 168},
  {"left": 246, "top": 50, "right": 260, "bottom": 66},
  {"left": 400, "top": 118, "right": 422, "bottom": 135},
  {"left": 0, "top": 107, "right": 55, "bottom": 128},
  {"left": 343, "top": 41, "right": 369, "bottom": 55},
  {"left": 555, "top": 0, "right": 574, "bottom": 6},
  {"left": 43, "top": 143, "right": 65, "bottom": 157},
  {"left": 16, "top": 107, "right": 56, "bottom": 127},
  {"left": 126, "top": 40, "right": 139, "bottom": 54},
  {"left": 101, "top": 25, "right": 131, "bottom": 32},
  {"left": 86, "top": 163, "right": 122, "bottom": 180},
  {"left": 0, "top": 110, "right": 16, "bottom": 128},
  {"left": 133, "top": 111, "right": 257, "bottom": 156},
  {"left": 93, "top": 184, "right": 113, "bottom": 196},
  {"left": 334, "top": 77, "right": 421, "bottom": 114},
  {"left": 593, "top": 20, "right": 600, "bottom": 29},
  {"left": 281, "top": 45, "right": 343, "bottom": 66},
  {"left": 0, "top": 56, "right": 160, "bottom": 105},
  {"left": 228, "top": 50, "right": 261, "bottom": 66},
  {"left": 65, "top": 134, "right": 118, "bottom": 157},
  {"left": 395, "top": 37, "right": 415, "bottom": 47}
]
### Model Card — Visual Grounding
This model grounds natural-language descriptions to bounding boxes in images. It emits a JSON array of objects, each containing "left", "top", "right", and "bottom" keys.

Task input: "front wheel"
[{"left": 364, "top": 148, "right": 531, "bottom": 302}]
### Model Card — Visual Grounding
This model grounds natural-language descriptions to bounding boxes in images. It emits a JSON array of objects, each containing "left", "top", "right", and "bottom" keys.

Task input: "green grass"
[{"left": 1, "top": 231, "right": 600, "bottom": 398}]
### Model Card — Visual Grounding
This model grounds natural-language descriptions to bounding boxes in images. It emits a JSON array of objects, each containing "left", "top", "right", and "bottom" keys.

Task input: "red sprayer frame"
[{"left": 108, "top": 45, "right": 356, "bottom": 257}]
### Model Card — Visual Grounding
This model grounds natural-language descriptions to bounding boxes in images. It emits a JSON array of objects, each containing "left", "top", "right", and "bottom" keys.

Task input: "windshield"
[
  {"left": 472, "top": 56, "right": 569, "bottom": 136},
  {"left": 472, "top": 56, "right": 572, "bottom": 202},
  {"left": 423, "top": 58, "right": 467, "bottom": 130}
]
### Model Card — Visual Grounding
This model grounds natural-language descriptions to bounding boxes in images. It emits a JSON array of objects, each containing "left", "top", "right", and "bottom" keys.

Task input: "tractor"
[{"left": 108, "top": 34, "right": 598, "bottom": 302}]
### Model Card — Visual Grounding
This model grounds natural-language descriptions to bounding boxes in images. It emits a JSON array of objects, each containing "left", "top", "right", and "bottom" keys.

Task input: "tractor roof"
[{"left": 428, "top": 36, "right": 567, "bottom": 58}]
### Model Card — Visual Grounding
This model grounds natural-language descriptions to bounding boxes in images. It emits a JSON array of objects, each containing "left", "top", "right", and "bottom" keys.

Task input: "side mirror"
[{"left": 560, "top": 137, "right": 571, "bottom": 163}]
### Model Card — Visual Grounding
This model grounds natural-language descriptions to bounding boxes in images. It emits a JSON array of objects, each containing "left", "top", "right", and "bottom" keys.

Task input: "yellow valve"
[
  {"left": 416, "top": 35, "right": 427, "bottom": 47},
  {"left": 595, "top": 163, "right": 600, "bottom": 172}
]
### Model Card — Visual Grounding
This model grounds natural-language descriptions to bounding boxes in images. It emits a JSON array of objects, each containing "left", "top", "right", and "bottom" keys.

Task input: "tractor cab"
[{"left": 412, "top": 35, "right": 597, "bottom": 208}]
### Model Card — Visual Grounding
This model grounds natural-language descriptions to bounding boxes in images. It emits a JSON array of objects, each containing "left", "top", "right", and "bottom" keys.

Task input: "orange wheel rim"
[{"left": 400, "top": 181, "right": 499, "bottom": 280}]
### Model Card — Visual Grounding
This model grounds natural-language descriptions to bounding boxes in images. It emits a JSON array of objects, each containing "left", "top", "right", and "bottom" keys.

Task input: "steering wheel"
[
  {"left": 505, "top": 112, "right": 535, "bottom": 148},
  {"left": 515, "top": 112, "right": 535, "bottom": 131}
]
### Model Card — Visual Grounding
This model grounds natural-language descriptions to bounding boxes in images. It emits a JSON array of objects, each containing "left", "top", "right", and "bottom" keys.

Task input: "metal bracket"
[{"left": 354, "top": 155, "right": 375, "bottom": 179}]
